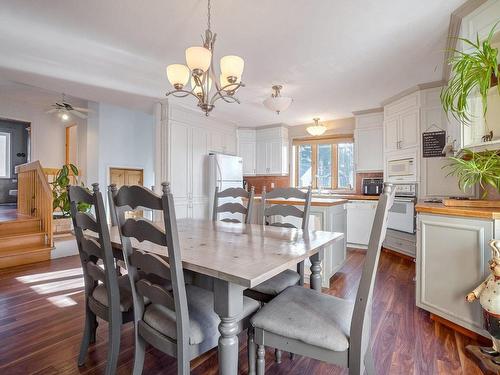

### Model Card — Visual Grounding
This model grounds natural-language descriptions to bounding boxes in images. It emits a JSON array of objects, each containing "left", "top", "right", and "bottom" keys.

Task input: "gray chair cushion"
[
  {"left": 250, "top": 269, "right": 300, "bottom": 296},
  {"left": 251, "top": 285, "right": 354, "bottom": 352},
  {"left": 143, "top": 284, "right": 260, "bottom": 345},
  {"left": 92, "top": 275, "right": 134, "bottom": 312}
]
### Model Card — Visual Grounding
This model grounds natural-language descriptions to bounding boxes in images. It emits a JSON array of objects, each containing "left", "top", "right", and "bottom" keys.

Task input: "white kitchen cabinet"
[
  {"left": 417, "top": 213, "right": 497, "bottom": 337},
  {"left": 354, "top": 112, "right": 384, "bottom": 172},
  {"left": 238, "top": 126, "right": 289, "bottom": 176},
  {"left": 383, "top": 108, "right": 419, "bottom": 152},
  {"left": 346, "top": 200, "right": 378, "bottom": 248},
  {"left": 210, "top": 130, "right": 237, "bottom": 155}
]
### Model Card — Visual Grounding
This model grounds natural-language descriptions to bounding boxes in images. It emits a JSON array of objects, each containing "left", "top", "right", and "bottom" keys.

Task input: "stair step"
[
  {"left": 0, "top": 232, "right": 46, "bottom": 252},
  {"left": 0, "top": 245, "right": 53, "bottom": 269},
  {"left": 0, "top": 218, "right": 41, "bottom": 236}
]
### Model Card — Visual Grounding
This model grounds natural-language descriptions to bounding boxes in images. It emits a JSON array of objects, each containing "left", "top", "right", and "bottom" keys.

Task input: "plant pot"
[{"left": 53, "top": 217, "right": 73, "bottom": 235}]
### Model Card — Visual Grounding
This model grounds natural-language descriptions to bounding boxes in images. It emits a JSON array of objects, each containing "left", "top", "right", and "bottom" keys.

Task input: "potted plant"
[
  {"left": 51, "top": 164, "right": 90, "bottom": 234},
  {"left": 441, "top": 22, "right": 499, "bottom": 127},
  {"left": 446, "top": 149, "right": 500, "bottom": 200}
]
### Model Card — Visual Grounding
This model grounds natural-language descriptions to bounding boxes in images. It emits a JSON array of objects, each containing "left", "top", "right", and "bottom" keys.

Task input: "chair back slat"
[
  {"left": 110, "top": 182, "right": 190, "bottom": 361},
  {"left": 264, "top": 187, "right": 308, "bottom": 200},
  {"left": 216, "top": 187, "right": 250, "bottom": 198},
  {"left": 131, "top": 250, "right": 172, "bottom": 281},
  {"left": 217, "top": 202, "right": 248, "bottom": 215},
  {"left": 136, "top": 279, "right": 176, "bottom": 310},
  {"left": 114, "top": 185, "right": 163, "bottom": 210},
  {"left": 68, "top": 184, "right": 121, "bottom": 316},
  {"left": 262, "top": 187, "right": 312, "bottom": 230},
  {"left": 212, "top": 186, "right": 255, "bottom": 224},
  {"left": 75, "top": 212, "right": 100, "bottom": 233},
  {"left": 87, "top": 261, "right": 106, "bottom": 283},
  {"left": 122, "top": 218, "right": 168, "bottom": 247},
  {"left": 349, "top": 183, "right": 395, "bottom": 370},
  {"left": 80, "top": 236, "right": 104, "bottom": 259},
  {"left": 265, "top": 204, "right": 305, "bottom": 219}
]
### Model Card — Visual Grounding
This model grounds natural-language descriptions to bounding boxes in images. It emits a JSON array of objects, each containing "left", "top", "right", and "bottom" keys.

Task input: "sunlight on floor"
[
  {"left": 16, "top": 267, "right": 85, "bottom": 307},
  {"left": 16, "top": 267, "right": 83, "bottom": 283}
]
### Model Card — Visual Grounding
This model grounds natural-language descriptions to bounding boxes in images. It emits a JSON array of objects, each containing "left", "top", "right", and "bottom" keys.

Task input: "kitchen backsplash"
[
  {"left": 244, "top": 176, "right": 290, "bottom": 194},
  {"left": 244, "top": 172, "right": 384, "bottom": 195},
  {"left": 354, "top": 172, "right": 383, "bottom": 195}
]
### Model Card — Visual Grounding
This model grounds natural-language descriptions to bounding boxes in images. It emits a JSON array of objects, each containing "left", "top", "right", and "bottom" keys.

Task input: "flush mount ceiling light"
[
  {"left": 165, "top": 0, "right": 245, "bottom": 116},
  {"left": 306, "top": 118, "right": 327, "bottom": 136},
  {"left": 263, "top": 85, "right": 293, "bottom": 114}
]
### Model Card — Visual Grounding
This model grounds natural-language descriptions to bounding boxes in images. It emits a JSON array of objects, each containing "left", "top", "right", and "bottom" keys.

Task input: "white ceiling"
[{"left": 0, "top": 0, "right": 465, "bottom": 126}]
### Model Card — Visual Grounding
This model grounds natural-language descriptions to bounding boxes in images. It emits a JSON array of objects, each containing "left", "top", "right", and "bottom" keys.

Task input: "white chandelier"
[
  {"left": 263, "top": 85, "right": 293, "bottom": 114},
  {"left": 165, "top": 0, "right": 245, "bottom": 116},
  {"left": 307, "top": 118, "right": 327, "bottom": 136}
]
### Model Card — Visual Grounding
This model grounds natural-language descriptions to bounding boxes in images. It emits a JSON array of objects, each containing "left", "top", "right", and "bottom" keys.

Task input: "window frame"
[
  {"left": 293, "top": 135, "right": 354, "bottom": 191},
  {"left": 0, "top": 132, "right": 11, "bottom": 179}
]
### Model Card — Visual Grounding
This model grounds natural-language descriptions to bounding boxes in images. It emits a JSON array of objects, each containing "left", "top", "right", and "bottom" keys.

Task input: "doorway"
[{"left": 0, "top": 119, "right": 30, "bottom": 207}]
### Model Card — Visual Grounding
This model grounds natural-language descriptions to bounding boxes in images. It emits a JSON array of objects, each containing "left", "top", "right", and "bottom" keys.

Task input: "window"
[
  {"left": 294, "top": 136, "right": 354, "bottom": 190},
  {"left": 0, "top": 132, "right": 10, "bottom": 178}
]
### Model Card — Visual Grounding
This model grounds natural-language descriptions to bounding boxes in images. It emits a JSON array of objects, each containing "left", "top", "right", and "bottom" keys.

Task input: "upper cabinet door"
[
  {"left": 255, "top": 141, "right": 267, "bottom": 174},
  {"left": 239, "top": 141, "right": 256, "bottom": 176},
  {"left": 224, "top": 133, "right": 237, "bottom": 155},
  {"left": 356, "top": 127, "right": 383, "bottom": 171},
  {"left": 399, "top": 109, "right": 419, "bottom": 149},
  {"left": 268, "top": 141, "right": 283, "bottom": 174},
  {"left": 384, "top": 116, "right": 399, "bottom": 152}
]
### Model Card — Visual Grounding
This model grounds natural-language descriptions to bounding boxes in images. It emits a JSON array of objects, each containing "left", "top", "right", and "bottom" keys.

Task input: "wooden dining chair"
[
  {"left": 109, "top": 182, "right": 260, "bottom": 375},
  {"left": 244, "top": 186, "right": 312, "bottom": 304},
  {"left": 249, "top": 183, "right": 395, "bottom": 375},
  {"left": 68, "top": 184, "right": 134, "bottom": 375},
  {"left": 212, "top": 186, "right": 255, "bottom": 224}
]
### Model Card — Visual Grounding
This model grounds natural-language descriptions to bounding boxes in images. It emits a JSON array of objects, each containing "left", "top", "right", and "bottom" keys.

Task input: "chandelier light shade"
[
  {"left": 220, "top": 55, "right": 244, "bottom": 80},
  {"left": 263, "top": 85, "right": 293, "bottom": 114},
  {"left": 185, "top": 47, "right": 212, "bottom": 73},
  {"left": 166, "top": 64, "right": 190, "bottom": 89},
  {"left": 307, "top": 118, "right": 327, "bottom": 136},
  {"left": 165, "top": 0, "right": 245, "bottom": 116}
]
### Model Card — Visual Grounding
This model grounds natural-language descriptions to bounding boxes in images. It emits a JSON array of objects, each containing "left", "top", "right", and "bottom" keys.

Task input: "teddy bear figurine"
[{"left": 467, "top": 239, "right": 500, "bottom": 365}]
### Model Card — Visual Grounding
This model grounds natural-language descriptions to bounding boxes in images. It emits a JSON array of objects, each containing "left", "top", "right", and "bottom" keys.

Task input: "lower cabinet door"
[{"left": 417, "top": 213, "right": 493, "bottom": 336}]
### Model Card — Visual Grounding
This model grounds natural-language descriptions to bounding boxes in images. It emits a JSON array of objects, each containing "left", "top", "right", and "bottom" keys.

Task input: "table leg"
[
  {"left": 214, "top": 279, "right": 245, "bottom": 375},
  {"left": 309, "top": 249, "right": 324, "bottom": 292}
]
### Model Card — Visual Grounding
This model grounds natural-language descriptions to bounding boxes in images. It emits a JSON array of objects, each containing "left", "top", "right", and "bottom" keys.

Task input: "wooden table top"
[
  {"left": 105, "top": 219, "right": 344, "bottom": 288},
  {"left": 416, "top": 201, "right": 500, "bottom": 220}
]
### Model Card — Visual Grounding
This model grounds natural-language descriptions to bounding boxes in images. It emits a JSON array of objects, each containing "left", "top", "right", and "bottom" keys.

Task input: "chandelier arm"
[
  {"left": 211, "top": 91, "right": 240, "bottom": 105},
  {"left": 166, "top": 90, "right": 201, "bottom": 100},
  {"left": 220, "top": 82, "right": 245, "bottom": 92}
]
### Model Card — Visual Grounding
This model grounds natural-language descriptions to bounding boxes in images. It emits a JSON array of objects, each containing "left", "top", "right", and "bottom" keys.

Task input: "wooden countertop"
[
  {"left": 416, "top": 201, "right": 500, "bottom": 220},
  {"left": 315, "top": 194, "right": 379, "bottom": 201},
  {"left": 253, "top": 196, "right": 348, "bottom": 207}
]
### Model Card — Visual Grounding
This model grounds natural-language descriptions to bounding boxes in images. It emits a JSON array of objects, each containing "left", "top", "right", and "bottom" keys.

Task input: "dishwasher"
[{"left": 346, "top": 200, "right": 378, "bottom": 248}]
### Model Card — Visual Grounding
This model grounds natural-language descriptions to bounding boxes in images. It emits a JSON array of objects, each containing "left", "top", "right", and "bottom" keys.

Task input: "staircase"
[{"left": 0, "top": 214, "right": 53, "bottom": 268}]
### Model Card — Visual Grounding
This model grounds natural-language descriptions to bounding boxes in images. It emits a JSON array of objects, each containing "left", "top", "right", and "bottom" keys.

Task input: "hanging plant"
[{"left": 441, "top": 22, "right": 500, "bottom": 125}]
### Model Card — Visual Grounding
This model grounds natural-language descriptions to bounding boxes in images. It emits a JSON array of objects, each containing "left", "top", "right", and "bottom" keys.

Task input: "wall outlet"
[{"left": 270, "top": 182, "right": 275, "bottom": 189}]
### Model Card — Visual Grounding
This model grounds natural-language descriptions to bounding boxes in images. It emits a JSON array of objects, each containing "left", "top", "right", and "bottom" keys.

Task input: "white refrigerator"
[{"left": 208, "top": 153, "right": 244, "bottom": 220}]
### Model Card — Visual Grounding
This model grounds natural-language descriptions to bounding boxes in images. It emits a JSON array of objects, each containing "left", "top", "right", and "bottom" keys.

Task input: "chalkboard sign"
[{"left": 422, "top": 130, "right": 446, "bottom": 158}]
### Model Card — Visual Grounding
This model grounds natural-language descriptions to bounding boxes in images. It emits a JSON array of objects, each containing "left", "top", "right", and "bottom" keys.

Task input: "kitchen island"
[
  {"left": 415, "top": 201, "right": 500, "bottom": 338},
  {"left": 251, "top": 197, "right": 348, "bottom": 288}
]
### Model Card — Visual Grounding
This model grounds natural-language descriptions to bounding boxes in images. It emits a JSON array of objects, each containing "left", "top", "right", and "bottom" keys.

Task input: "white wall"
[
  {"left": 0, "top": 94, "right": 86, "bottom": 169},
  {"left": 85, "top": 102, "right": 155, "bottom": 191}
]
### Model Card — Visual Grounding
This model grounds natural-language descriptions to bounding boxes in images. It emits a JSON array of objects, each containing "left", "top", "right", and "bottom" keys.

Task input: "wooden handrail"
[{"left": 16, "top": 161, "right": 53, "bottom": 247}]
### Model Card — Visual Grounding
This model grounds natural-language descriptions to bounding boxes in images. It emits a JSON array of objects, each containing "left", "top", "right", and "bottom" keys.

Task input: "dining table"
[{"left": 103, "top": 218, "right": 344, "bottom": 375}]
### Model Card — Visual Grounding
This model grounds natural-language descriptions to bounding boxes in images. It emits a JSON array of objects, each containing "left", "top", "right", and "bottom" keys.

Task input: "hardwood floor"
[{"left": 0, "top": 249, "right": 483, "bottom": 374}]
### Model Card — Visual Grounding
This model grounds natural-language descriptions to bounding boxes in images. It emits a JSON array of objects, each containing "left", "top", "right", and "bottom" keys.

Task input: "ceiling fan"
[{"left": 46, "top": 94, "right": 89, "bottom": 121}]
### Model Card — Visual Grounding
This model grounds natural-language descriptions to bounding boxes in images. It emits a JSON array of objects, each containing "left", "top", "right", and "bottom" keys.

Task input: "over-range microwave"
[{"left": 386, "top": 156, "right": 416, "bottom": 182}]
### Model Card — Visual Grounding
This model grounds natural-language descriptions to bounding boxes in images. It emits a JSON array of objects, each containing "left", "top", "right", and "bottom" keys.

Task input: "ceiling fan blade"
[
  {"left": 71, "top": 110, "right": 87, "bottom": 119},
  {"left": 72, "top": 107, "right": 89, "bottom": 112},
  {"left": 46, "top": 108, "right": 58, "bottom": 114}
]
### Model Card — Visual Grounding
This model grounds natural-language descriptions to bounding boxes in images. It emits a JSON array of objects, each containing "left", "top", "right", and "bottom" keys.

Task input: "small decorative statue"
[
  {"left": 467, "top": 239, "right": 500, "bottom": 365},
  {"left": 482, "top": 130, "right": 494, "bottom": 143}
]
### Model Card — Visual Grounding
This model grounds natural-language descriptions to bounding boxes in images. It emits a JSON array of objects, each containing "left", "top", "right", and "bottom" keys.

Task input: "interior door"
[{"left": 124, "top": 169, "right": 143, "bottom": 185}]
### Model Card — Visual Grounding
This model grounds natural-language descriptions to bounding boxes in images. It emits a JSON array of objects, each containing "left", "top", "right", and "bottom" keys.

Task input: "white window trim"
[{"left": 0, "top": 132, "right": 11, "bottom": 179}]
